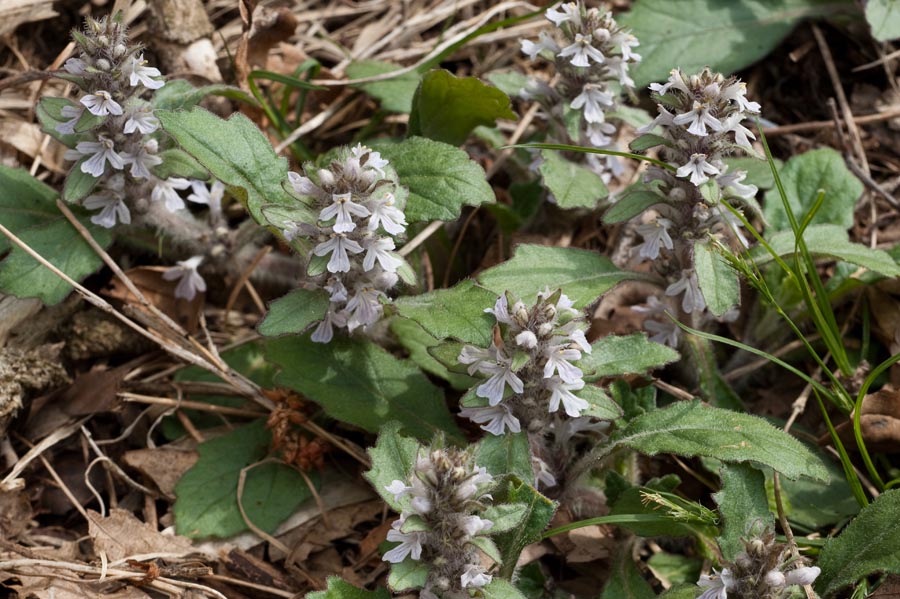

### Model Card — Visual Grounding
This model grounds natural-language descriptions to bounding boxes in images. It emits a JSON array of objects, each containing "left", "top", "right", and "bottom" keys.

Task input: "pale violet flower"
[
  {"left": 287, "top": 171, "right": 324, "bottom": 199},
  {"left": 634, "top": 217, "right": 674, "bottom": 260},
  {"left": 123, "top": 104, "right": 159, "bottom": 134},
  {"left": 187, "top": 180, "right": 225, "bottom": 213},
  {"left": 126, "top": 53, "right": 164, "bottom": 89},
  {"left": 722, "top": 81, "right": 761, "bottom": 114},
  {"left": 533, "top": 457, "right": 557, "bottom": 488},
  {"left": 362, "top": 237, "right": 402, "bottom": 272},
  {"left": 162, "top": 256, "right": 206, "bottom": 300},
  {"left": 66, "top": 137, "right": 125, "bottom": 177},
  {"left": 55, "top": 104, "right": 83, "bottom": 135},
  {"left": 311, "top": 309, "right": 348, "bottom": 343},
  {"left": 319, "top": 192, "right": 370, "bottom": 233},
  {"left": 559, "top": 33, "right": 605, "bottom": 67},
  {"left": 80, "top": 91, "right": 123, "bottom": 116},
  {"left": 784, "top": 566, "right": 820, "bottom": 586},
  {"left": 84, "top": 193, "right": 130, "bottom": 229},
  {"left": 458, "top": 345, "right": 495, "bottom": 376},
  {"left": 571, "top": 84, "right": 614, "bottom": 124},
  {"left": 515, "top": 330, "right": 538, "bottom": 349},
  {"left": 123, "top": 143, "right": 162, "bottom": 179},
  {"left": 476, "top": 357, "right": 525, "bottom": 406},
  {"left": 722, "top": 112, "right": 756, "bottom": 149},
  {"left": 546, "top": 2, "right": 580, "bottom": 27},
  {"left": 459, "top": 403, "right": 521, "bottom": 436},
  {"left": 461, "top": 515, "right": 493, "bottom": 536},
  {"left": 367, "top": 192, "right": 407, "bottom": 234},
  {"left": 385, "top": 480, "right": 412, "bottom": 503},
  {"left": 717, "top": 170, "right": 757, "bottom": 200},
  {"left": 460, "top": 565, "right": 492, "bottom": 589},
  {"left": 345, "top": 286, "right": 383, "bottom": 330},
  {"left": 521, "top": 31, "right": 560, "bottom": 60},
  {"left": 63, "top": 57, "right": 86, "bottom": 75},
  {"left": 151, "top": 177, "right": 191, "bottom": 212},
  {"left": 547, "top": 377, "right": 588, "bottom": 417},
  {"left": 697, "top": 568, "right": 734, "bottom": 599},
  {"left": 315, "top": 234, "right": 364, "bottom": 273},
  {"left": 676, "top": 153, "right": 720, "bottom": 186},
  {"left": 666, "top": 271, "right": 706, "bottom": 314},
  {"left": 587, "top": 121, "right": 617, "bottom": 147},
  {"left": 543, "top": 344, "right": 583, "bottom": 383},
  {"left": 644, "top": 318, "right": 681, "bottom": 347},
  {"left": 383, "top": 514, "right": 425, "bottom": 563},
  {"left": 672, "top": 101, "right": 723, "bottom": 137}
]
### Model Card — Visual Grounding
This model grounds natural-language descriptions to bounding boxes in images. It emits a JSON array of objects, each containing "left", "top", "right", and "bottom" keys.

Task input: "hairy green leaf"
[
  {"left": 0, "top": 165, "right": 59, "bottom": 251},
  {"left": 601, "top": 553, "right": 656, "bottom": 599},
  {"left": 538, "top": 150, "right": 608, "bottom": 209},
  {"left": 482, "top": 578, "right": 528, "bottom": 599},
  {"left": 694, "top": 240, "right": 740, "bottom": 317},
  {"left": 258, "top": 288, "right": 330, "bottom": 337},
  {"left": 865, "top": 0, "right": 900, "bottom": 41},
  {"left": 714, "top": 463, "right": 773, "bottom": 561},
  {"left": 389, "top": 318, "right": 477, "bottom": 390},
  {"left": 346, "top": 61, "right": 422, "bottom": 113},
  {"left": 364, "top": 422, "right": 419, "bottom": 512},
  {"left": 394, "top": 280, "right": 496, "bottom": 345},
  {"left": 493, "top": 477, "right": 557, "bottom": 578},
  {"left": 476, "top": 432, "right": 533, "bottom": 481},
  {"left": 307, "top": 577, "right": 390, "bottom": 599},
  {"left": 580, "top": 334, "right": 680, "bottom": 381}
]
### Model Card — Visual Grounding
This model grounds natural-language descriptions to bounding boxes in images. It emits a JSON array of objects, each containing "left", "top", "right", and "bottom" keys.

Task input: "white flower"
[
  {"left": 314, "top": 234, "right": 364, "bottom": 273},
  {"left": 63, "top": 57, "right": 86, "bottom": 75},
  {"left": 515, "top": 330, "right": 538, "bottom": 349},
  {"left": 587, "top": 121, "right": 617, "bottom": 147},
  {"left": 287, "top": 171, "right": 325, "bottom": 199},
  {"left": 485, "top": 294, "right": 513, "bottom": 324},
  {"left": 345, "top": 286, "right": 383, "bottom": 330},
  {"left": 546, "top": 2, "right": 580, "bottom": 27},
  {"left": 605, "top": 56, "right": 635, "bottom": 88},
  {"left": 571, "top": 84, "right": 614, "bottom": 124},
  {"left": 458, "top": 345, "right": 495, "bottom": 376},
  {"left": 666, "top": 271, "right": 705, "bottom": 314},
  {"left": 634, "top": 217, "right": 674, "bottom": 260},
  {"left": 162, "top": 256, "right": 206, "bottom": 300},
  {"left": 319, "top": 192, "right": 370, "bottom": 233},
  {"left": 80, "top": 91, "right": 123, "bottom": 116},
  {"left": 717, "top": 170, "right": 757, "bottom": 199},
  {"left": 613, "top": 32, "right": 641, "bottom": 62},
  {"left": 533, "top": 457, "right": 557, "bottom": 488},
  {"left": 784, "top": 566, "right": 820, "bottom": 586},
  {"left": 83, "top": 193, "right": 130, "bottom": 229},
  {"left": 676, "top": 153, "right": 720, "bottom": 186},
  {"left": 385, "top": 480, "right": 412, "bottom": 502},
  {"left": 765, "top": 570, "right": 786, "bottom": 587},
  {"left": 566, "top": 327, "right": 591, "bottom": 353},
  {"left": 187, "top": 180, "right": 225, "bottom": 213},
  {"left": 352, "top": 145, "right": 389, "bottom": 178},
  {"left": 367, "top": 192, "right": 407, "bottom": 235},
  {"left": 543, "top": 344, "right": 583, "bottom": 384},
  {"left": 324, "top": 277, "right": 348, "bottom": 302},
  {"left": 672, "top": 101, "right": 723, "bottom": 137},
  {"left": 151, "top": 177, "right": 191, "bottom": 212},
  {"left": 644, "top": 318, "right": 680, "bottom": 347},
  {"left": 126, "top": 53, "right": 164, "bottom": 89},
  {"left": 476, "top": 357, "right": 525, "bottom": 406},
  {"left": 67, "top": 137, "right": 125, "bottom": 177},
  {"left": 636, "top": 106, "right": 675, "bottom": 135},
  {"left": 521, "top": 31, "right": 560, "bottom": 60},
  {"left": 722, "top": 112, "right": 756, "bottom": 149},
  {"left": 721, "top": 81, "right": 760, "bottom": 114},
  {"left": 461, "top": 515, "right": 493, "bottom": 536},
  {"left": 383, "top": 514, "right": 425, "bottom": 563},
  {"left": 456, "top": 465, "right": 493, "bottom": 501},
  {"left": 123, "top": 143, "right": 163, "bottom": 179},
  {"left": 460, "top": 565, "right": 492, "bottom": 589},
  {"left": 411, "top": 495, "right": 433, "bottom": 515},
  {"left": 55, "top": 104, "right": 84, "bottom": 135},
  {"left": 559, "top": 33, "right": 605, "bottom": 67},
  {"left": 547, "top": 377, "right": 588, "bottom": 417},
  {"left": 123, "top": 104, "right": 159, "bottom": 134},
  {"left": 362, "top": 236, "right": 402, "bottom": 272},
  {"left": 697, "top": 568, "right": 733, "bottom": 599},
  {"left": 311, "top": 308, "right": 348, "bottom": 343},
  {"left": 460, "top": 403, "right": 521, "bottom": 436}
]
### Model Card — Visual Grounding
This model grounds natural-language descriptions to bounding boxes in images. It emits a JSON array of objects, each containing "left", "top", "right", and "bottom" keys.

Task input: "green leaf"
[
  {"left": 816, "top": 490, "right": 900, "bottom": 597},
  {"left": 481, "top": 504, "right": 529, "bottom": 534},
  {"left": 580, "top": 334, "right": 680, "bottom": 382},
  {"left": 486, "top": 71, "right": 530, "bottom": 97},
  {"left": 492, "top": 478, "right": 557, "bottom": 577},
  {"left": 0, "top": 165, "right": 59, "bottom": 252},
  {"left": 152, "top": 148, "right": 210, "bottom": 180},
  {"left": 482, "top": 578, "right": 528, "bottom": 599},
  {"left": 609, "top": 401, "right": 829, "bottom": 481},
  {"left": 726, "top": 156, "right": 780, "bottom": 191},
  {"left": 36, "top": 97, "right": 80, "bottom": 147},
  {"left": 408, "top": 69, "right": 516, "bottom": 146},
  {"left": 600, "top": 553, "right": 655, "bottom": 599},
  {"left": 307, "top": 577, "right": 390, "bottom": 599},
  {"left": 387, "top": 558, "right": 428, "bottom": 591},
  {"left": 476, "top": 432, "right": 533, "bottom": 481},
  {"left": 174, "top": 419, "right": 314, "bottom": 539},
  {"left": 750, "top": 225, "right": 900, "bottom": 277},
  {"left": 346, "top": 61, "right": 422, "bottom": 113},
  {"left": 658, "top": 584, "right": 702, "bottom": 599},
  {"left": 258, "top": 288, "right": 330, "bottom": 337},
  {"left": 469, "top": 535, "right": 503, "bottom": 564},
  {"left": 763, "top": 148, "right": 863, "bottom": 232},
  {"left": 389, "top": 317, "right": 477, "bottom": 390},
  {"left": 62, "top": 160, "right": 99, "bottom": 203},
  {"left": 0, "top": 214, "right": 112, "bottom": 305},
  {"left": 694, "top": 240, "right": 740, "bottom": 317},
  {"left": 770, "top": 458, "right": 859, "bottom": 532},
  {"left": 865, "top": 0, "right": 900, "bottom": 41},
  {"left": 602, "top": 187, "right": 664, "bottom": 224},
  {"left": 647, "top": 552, "right": 703, "bottom": 587},
  {"left": 393, "top": 280, "right": 496, "bottom": 345},
  {"left": 477, "top": 244, "right": 642, "bottom": 309},
  {"left": 579, "top": 384, "right": 624, "bottom": 420},
  {"left": 152, "top": 79, "right": 255, "bottom": 110},
  {"left": 370, "top": 136, "right": 495, "bottom": 222},
  {"left": 714, "top": 463, "right": 773, "bottom": 561},
  {"left": 629, "top": 133, "right": 670, "bottom": 152},
  {"left": 538, "top": 150, "right": 608, "bottom": 209},
  {"left": 608, "top": 475, "right": 697, "bottom": 538},
  {"left": 364, "top": 422, "right": 419, "bottom": 512},
  {"left": 266, "top": 335, "right": 462, "bottom": 442},
  {"left": 157, "top": 108, "right": 296, "bottom": 223},
  {"left": 621, "top": 0, "right": 845, "bottom": 88}
]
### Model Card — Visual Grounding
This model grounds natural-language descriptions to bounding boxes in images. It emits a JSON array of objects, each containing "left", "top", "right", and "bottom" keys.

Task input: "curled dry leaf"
[{"left": 88, "top": 508, "right": 195, "bottom": 563}]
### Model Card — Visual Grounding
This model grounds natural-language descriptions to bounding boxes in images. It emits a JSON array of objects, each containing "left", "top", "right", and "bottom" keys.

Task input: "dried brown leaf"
[{"left": 87, "top": 508, "right": 194, "bottom": 563}]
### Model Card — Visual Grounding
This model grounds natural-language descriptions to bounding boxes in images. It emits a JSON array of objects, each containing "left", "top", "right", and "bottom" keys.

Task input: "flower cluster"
[
  {"left": 458, "top": 290, "right": 610, "bottom": 489},
  {"left": 697, "top": 528, "right": 820, "bottom": 599},
  {"left": 520, "top": 1, "right": 641, "bottom": 179},
  {"left": 383, "top": 447, "right": 494, "bottom": 599},
  {"left": 284, "top": 144, "right": 408, "bottom": 343},
  {"left": 55, "top": 15, "right": 186, "bottom": 228},
  {"left": 627, "top": 68, "right": 762, "bottom": 342}
]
